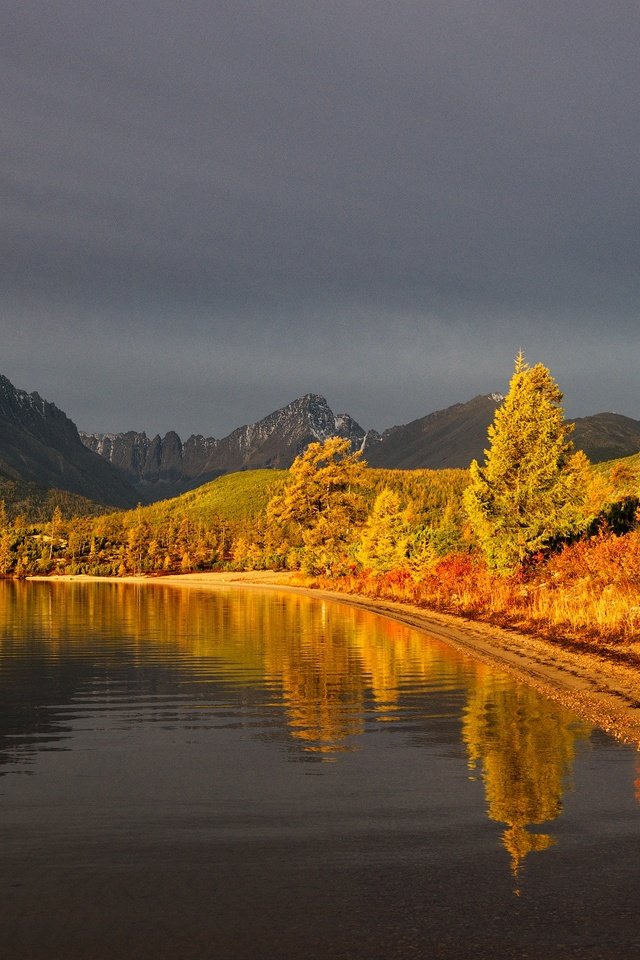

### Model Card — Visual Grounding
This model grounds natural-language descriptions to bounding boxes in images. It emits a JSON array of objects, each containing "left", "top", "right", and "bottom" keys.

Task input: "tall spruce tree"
[{"left": 463, "top": 353, "right": 589, "bottom": 571}]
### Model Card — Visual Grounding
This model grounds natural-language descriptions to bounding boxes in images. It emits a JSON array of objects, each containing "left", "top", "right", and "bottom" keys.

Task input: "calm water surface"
[{"left": 0, "top": 581, "right": 639, "bottom": 959}]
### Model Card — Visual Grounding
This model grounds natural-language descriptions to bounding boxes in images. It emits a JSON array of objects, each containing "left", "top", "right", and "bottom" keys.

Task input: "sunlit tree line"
[{"left": 0, "top": 505, "right": 230, "bottom": 578}]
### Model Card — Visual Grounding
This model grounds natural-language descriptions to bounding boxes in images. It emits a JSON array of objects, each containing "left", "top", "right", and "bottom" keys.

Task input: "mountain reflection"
[{"left": 0, "top": 580, "right": 597, "bottom": 874}]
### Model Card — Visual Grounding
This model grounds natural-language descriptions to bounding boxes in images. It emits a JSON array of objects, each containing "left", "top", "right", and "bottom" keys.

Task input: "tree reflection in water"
[{"left": 462, "top": 670, "right": 591, "bottom": 888}]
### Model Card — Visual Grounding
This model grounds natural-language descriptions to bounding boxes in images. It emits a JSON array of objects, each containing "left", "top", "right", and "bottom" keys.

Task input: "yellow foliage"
[
  {"left": 356, "top": 488, "right": 412, "bottom": 571},
  {"left": 267, "top": 437, "right": 367, "bottom": 575}
]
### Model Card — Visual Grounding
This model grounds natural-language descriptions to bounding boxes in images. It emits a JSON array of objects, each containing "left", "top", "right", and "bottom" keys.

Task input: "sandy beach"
[{"left": 29, "top": 569, "right": 640, "bottom": 745}]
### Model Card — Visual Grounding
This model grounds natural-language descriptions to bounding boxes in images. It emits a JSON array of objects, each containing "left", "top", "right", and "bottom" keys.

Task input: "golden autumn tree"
[
  {"left": 0, "top": 501, "right": 13, "bottom": 575},
  {"left": 266, "top": 436, "right": 367, "bottom": 575},
  {"left": 356, "top": 487, "right": 411, "bottom": 571},
  {"left": 464, "top": 353, "right": 589, "bottom": 571}
]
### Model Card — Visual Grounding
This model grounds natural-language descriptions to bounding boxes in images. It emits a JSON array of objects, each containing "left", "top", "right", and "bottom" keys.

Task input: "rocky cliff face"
[
  {"left": 0, "top": 375, "right": 139, "bottom": 507},
  {"left": 80, "top": 430, "right": 219, "bottom": 495},
  {"left": 81, "top": 394, "right": 373, "bottom": 501}
]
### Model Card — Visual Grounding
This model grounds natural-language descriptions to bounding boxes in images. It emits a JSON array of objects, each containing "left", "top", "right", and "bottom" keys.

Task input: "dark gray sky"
[{"left": 2, "top": 0, "right": 639, "bottom": 438}]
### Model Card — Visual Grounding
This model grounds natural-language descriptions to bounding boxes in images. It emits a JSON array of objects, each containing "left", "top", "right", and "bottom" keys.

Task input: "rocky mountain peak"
[
  {"left": 80, "top": 394, "right": 369, "bottom": 500},
  {"left": 0, "top": 374, "right": 63, "bottom": 429}
]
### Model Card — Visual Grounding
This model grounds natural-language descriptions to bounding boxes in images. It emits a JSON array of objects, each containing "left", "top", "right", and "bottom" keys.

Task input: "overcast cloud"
[{"left": 2, "top": 0, "right": 639, "bottom": 437}]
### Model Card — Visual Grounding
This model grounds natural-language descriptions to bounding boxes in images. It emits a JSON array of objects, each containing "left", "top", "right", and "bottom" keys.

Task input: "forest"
[{"left": 1, "top": 356, "right": 638, "bottom": 645}]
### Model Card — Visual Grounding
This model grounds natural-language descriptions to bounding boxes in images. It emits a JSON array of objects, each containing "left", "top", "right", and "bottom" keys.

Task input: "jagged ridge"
[{"left": 81, "top": 394, "right": 376, "bottom": 501}]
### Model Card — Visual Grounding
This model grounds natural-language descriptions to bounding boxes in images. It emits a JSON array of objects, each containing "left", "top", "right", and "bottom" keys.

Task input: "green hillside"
[
  {"left": 593, "top": 450, "right": 640, "bottom": 502},
  {"left": 129, "top": 465, "right": 470, "bottom": 529},
  {"left": 0, "top": 461, "right": 477, "bottom": 537},
  {"left": 139, "top": 469, "right": 289, "bottom": 524}
]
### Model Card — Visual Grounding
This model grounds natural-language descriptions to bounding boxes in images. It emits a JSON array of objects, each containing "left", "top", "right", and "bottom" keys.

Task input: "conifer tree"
[
  {"left": 464, "top": 353, "right": 589, "bottom": 571},
  {"left": 0, "top": 502, "right": 13, "bottom": 575},
  {"left": 356, "top": 488, "right": 411, "bottom": 571}
]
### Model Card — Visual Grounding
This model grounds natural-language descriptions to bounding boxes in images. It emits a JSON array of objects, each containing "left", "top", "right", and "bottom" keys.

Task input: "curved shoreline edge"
[{"left": 28, "top": 570, "right": 640, "bottom": 746}]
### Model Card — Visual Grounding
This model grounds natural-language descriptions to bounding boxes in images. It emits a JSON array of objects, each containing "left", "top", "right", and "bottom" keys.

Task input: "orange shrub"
[{"left": 311, "top": 530, "right": 640, "bottom": 645}]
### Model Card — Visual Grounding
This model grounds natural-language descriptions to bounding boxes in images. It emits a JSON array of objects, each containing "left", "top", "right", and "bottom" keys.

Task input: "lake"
[{"left": 0, "top": 580, "right": 639, "bottom": 959}]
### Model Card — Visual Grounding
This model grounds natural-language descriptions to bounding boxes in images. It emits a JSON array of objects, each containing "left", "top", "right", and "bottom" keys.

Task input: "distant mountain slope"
[
  {"left": 364, "top": 395, "right": 505, "bottom": 469},
  {"left": 571, "top": 413, "right": 640, "bottom": 464},
  {"left": 81, "top": 394, "right": 375, "bottom": 501},
  {"left": 0, "top": 375, "right": 138, "bottom": 508},
  {"left": 365, "top": 397, "right": 640, "bottom": 469}
]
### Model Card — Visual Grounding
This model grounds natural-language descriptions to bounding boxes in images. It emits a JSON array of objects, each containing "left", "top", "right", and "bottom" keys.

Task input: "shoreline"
[{"left": 27, "top": 570, "right": 640, "bottom": 745}]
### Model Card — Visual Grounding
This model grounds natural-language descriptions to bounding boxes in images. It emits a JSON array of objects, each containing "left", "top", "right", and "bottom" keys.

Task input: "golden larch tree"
[{"left": 464, "top": 353, "right": 590, "bottom": 571}]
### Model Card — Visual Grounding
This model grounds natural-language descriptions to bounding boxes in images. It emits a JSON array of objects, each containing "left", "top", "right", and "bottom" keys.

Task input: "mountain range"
[{"left": 1, "top": 372, "right": 639, "bottom": 508}]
